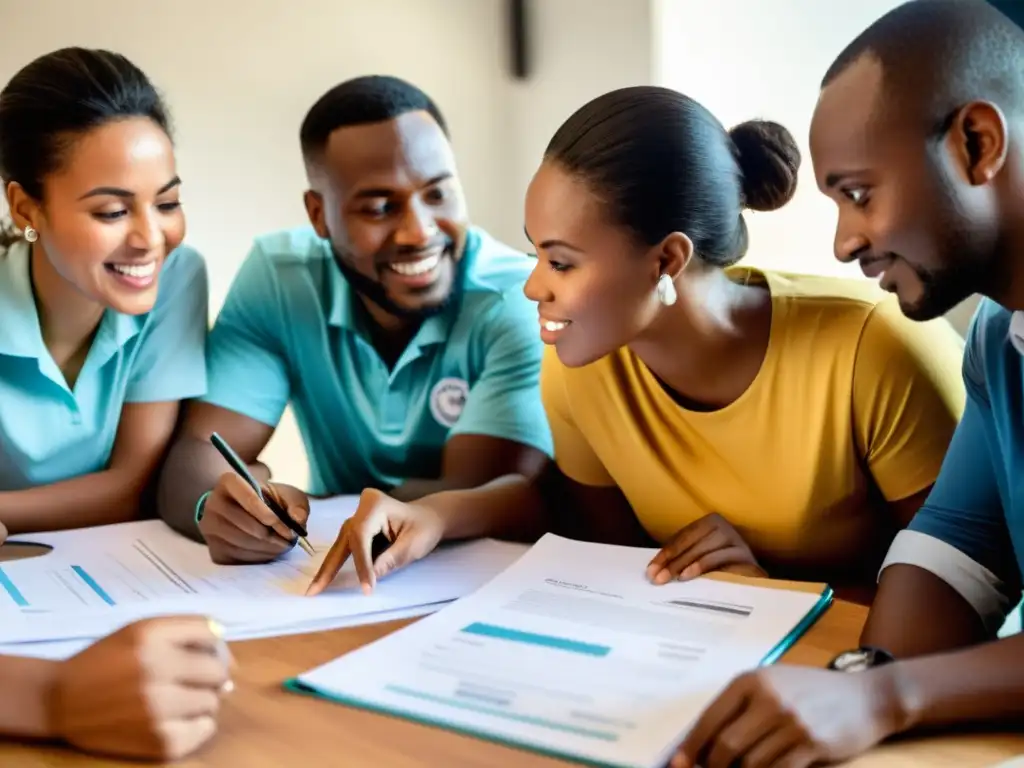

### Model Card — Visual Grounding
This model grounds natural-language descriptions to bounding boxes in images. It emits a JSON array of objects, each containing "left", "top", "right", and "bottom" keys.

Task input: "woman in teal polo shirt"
[{"left": 0, "top": 47, "right": 208, "bottom": 533}]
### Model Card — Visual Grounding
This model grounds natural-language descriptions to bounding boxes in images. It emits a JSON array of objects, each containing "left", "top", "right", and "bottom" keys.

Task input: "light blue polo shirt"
[
  {"left": 0, "top": 242, "right": 209, "bottom": 490},
  {"left": 881, "top": 297, "right": 1023, "bottom": 633},
  {"left": 203, "top": 226, "right": 552, "bottom": 496}
]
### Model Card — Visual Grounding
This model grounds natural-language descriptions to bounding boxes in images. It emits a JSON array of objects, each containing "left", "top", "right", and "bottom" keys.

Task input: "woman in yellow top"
[{"left": 306, "top": 86, "right": 966, "bottom": 597}]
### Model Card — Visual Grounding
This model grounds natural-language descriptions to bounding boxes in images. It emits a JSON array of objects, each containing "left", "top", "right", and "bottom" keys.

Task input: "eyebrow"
[
  {"left": 78, "top": 176, "right": 181, "bottom": 200},
  {"left": 352, "top": 172, "right": 453, "bottom": 200},
  {"left": 523, "top": 226, "right": 583, "bottom": 252},
  {"left": 823, "top": 170, "right": 867, "bottom": 189}
]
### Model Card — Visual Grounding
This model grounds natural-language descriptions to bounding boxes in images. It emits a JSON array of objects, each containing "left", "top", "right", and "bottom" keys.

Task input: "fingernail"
[
  {"left": 361, "top": 582, "right": 372, "bottom": 596},
  {"left": 220, "top": 679, "right": 235, "bottom": 695},
  {"left": 207, "top": 619, "right": 225, "bottom": 638},
  {"left": 680, "top": 564, "right": 700, "bottom": 580},
  {"left": 655, "top": 569, "right": 671, "bottom": 585}
]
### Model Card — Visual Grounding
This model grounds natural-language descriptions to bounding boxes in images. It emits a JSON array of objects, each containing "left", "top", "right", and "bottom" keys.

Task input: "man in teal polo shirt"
[{"left": 157, "top": 76, "right": 552, "bottom": 563}]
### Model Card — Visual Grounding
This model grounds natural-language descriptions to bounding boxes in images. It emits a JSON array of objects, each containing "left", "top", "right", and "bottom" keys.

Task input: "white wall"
[{"left": 503, "top": 0, "right": 656, "bottom": 252}]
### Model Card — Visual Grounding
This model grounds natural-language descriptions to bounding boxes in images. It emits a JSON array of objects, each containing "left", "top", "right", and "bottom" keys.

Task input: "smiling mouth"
[
  {"left": 388, "top": 248, "right": 445, "bottom": 276},
  {"left": 105, "top": 262, "right": 157, "bottom": 278},
  {"left": 541, "top": 319, "right": 571, "bottom": 332}
]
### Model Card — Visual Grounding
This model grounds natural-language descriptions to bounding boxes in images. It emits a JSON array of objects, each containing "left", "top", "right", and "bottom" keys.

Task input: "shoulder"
[
  {"left": 161, "top": 242, "right": 208, "bottom": 285},
  {"left": 755, "top": 267, "right": 963, "bottom": 355},
  {"left": 147, "top": 243, "right": 208, "bottom": 317},
  {"left": 963, "top": 298, "right": 1016, "bottom": 394},
  {"left": 228, "top": 226, "right": 333, "bottom": 306},
  {"left": 460, "top": 227, "right": 535, "bottom": 295},
  {"left": 456, "top": 229, "right": 537, "bottom": 333},
  {"left": 247, "top": 226, "right": 332, "bottom": 276},
  {"left": 753, "top": 267, "right": 891, "bottom": 323}
]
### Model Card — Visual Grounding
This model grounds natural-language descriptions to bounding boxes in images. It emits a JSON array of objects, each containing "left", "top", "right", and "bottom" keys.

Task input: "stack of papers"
[
  {"left": 0, "top": 496, "right": 529, "bottom": 659},
  {"left": 288, "top": 534, "right": 833, "bottom": 768}
]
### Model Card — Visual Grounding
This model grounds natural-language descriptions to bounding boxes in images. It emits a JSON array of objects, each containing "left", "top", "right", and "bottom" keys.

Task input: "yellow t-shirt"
[{"left": 541, "top": 268, "right": 966, "bottom": 579}]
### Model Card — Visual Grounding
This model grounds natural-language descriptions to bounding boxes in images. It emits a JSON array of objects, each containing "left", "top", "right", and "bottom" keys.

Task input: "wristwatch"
[{"left": 827, "top": 646, "right": 895, "bottom": 672}]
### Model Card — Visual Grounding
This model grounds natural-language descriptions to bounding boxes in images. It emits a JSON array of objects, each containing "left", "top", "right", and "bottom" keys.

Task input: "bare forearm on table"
[
  {"left": 0, "top": 471, "right": 148, "bottom": 534},
  {"left": 156, "top": 435, "right": 270, "bottom": 540},
  {"left": 886, "top": 632, "right": 1024, "bottom": 735},
  {"left": 418, "top": 474, "right": 549, "bottom": 542},
  {"left": 0, "top": 657, "right": 56, "bottom": 739}
]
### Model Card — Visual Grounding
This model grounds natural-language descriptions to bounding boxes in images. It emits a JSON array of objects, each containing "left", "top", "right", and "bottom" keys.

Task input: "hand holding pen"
[{"left": 197, "top": 433, "right": 314, "bottom": 565}]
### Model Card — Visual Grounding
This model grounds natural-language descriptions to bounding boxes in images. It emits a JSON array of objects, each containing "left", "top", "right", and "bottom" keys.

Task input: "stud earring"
[
  {"left": 656, "top": 274, "right": 677, "bottom": 306},
  {"left": 23, "top": 226, "right": 38, "bottom": 243}
]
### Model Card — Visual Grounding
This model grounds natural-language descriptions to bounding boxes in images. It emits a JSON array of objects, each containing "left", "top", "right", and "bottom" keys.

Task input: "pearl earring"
[
  {"left": 23, "top": 226, "right": 38, "bottom": 243},
  {"left": 656, "top": 274, "right": 677, "bottom": 306}
]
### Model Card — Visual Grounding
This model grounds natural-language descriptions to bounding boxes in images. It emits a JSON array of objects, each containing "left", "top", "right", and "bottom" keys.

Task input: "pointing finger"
[{"left": 305, "top": 525, "right": 352, "bottom": 596}]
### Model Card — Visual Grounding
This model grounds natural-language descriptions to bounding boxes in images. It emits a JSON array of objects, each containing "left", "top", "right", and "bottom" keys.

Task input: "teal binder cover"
[{"left": 282, "top": 584, "right": 835, "bottom": 768}]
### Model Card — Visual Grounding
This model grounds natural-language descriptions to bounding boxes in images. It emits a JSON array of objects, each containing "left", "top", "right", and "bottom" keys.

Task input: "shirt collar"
[
  {"left": 1009, "top": 311, "right": 1024, "bottom": 355},
  {"left": 0, "top": 241, "right": 47, "bottom": 357},
  {"left": 0, "top": 240, "right": 143, "bottom": 364}
]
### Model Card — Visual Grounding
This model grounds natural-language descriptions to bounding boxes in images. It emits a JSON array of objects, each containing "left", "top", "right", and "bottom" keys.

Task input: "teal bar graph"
[
  {"left": 0, "top": 566, "right": 28, "bottom": 607},
  {"left": 461, "top": 622, "right": 611, "bottom": 657}
]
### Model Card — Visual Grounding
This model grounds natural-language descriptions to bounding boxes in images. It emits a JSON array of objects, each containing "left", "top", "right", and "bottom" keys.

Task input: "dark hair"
[
  {"left": 300, "top": 75, "right": 448, "bottom": 163},
  {"left": 544, "top": 86, "right": 799, "bottom": 268},
  {"left": 0, "top": 47, "right": 170, "bottom": 248},
  {"left": 822, "top": 0, "right": 1024, "bottom": 134}
]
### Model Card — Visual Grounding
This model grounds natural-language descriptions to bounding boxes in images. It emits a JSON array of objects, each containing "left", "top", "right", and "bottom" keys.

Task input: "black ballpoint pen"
[{"left": 209, "top": 431, "right": 315, "bottom": 556}]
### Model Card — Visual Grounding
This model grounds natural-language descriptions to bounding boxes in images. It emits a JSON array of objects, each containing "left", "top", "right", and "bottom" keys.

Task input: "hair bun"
[{"left": 728, "top": 119, "right": 801, "bottom": 212}]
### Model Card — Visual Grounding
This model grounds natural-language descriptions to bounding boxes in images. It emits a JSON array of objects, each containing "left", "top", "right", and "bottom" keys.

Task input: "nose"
[
  {"left": 126, "top": 211, "right": 163, "bottom": 252},
  {"left": 833, "top": 215, "right": 869, "bottom": 265},
  {"left": 394, "top": 201, "right": 436, "bottom": 249},
  {"left": 523, "top": 258, "right": 551, "bottom": 303}
]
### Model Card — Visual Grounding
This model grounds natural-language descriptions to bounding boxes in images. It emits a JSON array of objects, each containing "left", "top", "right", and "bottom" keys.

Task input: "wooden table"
[{"left": 2, "top": 598, "right": 1022, "bottom": 767}]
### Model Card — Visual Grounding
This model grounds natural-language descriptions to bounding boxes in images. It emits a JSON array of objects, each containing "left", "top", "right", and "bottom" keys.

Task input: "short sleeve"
[
  {"left": 201, "top": 243, "right": 291, "bottom": 427},
  {"left": 540, "top": 346, "right": 615, "bottom": 487},
  {"left": 852, "top": 300, "right": 967, "bottom": 501},
  {"left": 450, "top": 288, "right": 553, "bottom": 455},
  {"left": 125, "top": 246, "right": 209, "bottom": 403}
]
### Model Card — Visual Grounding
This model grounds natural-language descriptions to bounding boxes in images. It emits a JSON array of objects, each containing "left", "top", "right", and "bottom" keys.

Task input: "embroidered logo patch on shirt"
[{"left": 429, "top": 377, "right": 469, "bottom": 428}]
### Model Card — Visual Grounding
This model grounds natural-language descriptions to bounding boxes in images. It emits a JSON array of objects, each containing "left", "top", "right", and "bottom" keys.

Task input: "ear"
[
  {"left": 653, "top": 231, "right": 694, "bottom": 282},
  {"left": 946, "top": 101, "right": 1008, "bottom": 186},
  {"left": 302, "top": 190, "right": 329, "bottom": 239},
  {"left": 5, "top": 181, "right": 43, "bottom": 231}
]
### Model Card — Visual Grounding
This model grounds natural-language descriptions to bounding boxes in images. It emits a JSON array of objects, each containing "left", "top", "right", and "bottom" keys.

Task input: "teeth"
[
  {"left": 390, "top": 252, "right": 442, "bottom": 276},
  {"left": 109, "top": 262, "right": 156, "bottom": 278},
  {"left": 543, "top": 320, "right": 569, "bottom": 332}
]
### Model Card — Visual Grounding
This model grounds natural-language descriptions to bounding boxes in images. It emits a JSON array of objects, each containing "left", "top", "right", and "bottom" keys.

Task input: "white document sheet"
[
  {"left": 291, "top": 534, "right": 831, "bottom": 768},
  {"left": 0, "top": 603, "right": 441, "bottom": 661},
  {"left": 0, "top": 496, "right": 528, "bottom": 645}
]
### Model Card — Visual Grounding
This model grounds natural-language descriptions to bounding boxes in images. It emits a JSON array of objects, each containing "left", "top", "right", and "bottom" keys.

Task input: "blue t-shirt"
[
  {"left": 203, "top": 226, "right": 553, "bottom": 496},
  {"left": 884, "top": 298, "right": 1024, "bottom": 630},
  {"left": 0, "top": 242, "right": 209, "bottom": 489}
]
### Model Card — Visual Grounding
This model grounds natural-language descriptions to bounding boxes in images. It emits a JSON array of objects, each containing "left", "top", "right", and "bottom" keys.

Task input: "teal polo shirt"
[
  {"left": 0, "top": 242, "right": 209, "bottom": 490},
  {"left": 202, "top": 226, "right": 552, "bottom": 496}
]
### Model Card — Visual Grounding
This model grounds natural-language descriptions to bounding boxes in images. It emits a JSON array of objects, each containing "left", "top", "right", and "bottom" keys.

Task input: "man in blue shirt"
[
  {"left": 157, "top": 76, "right": 552, "bottom": 563},
  {"left": 670, "top": 3, "right": 1024, "bottom": 767}
]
